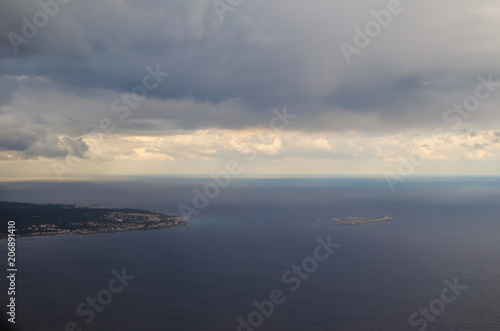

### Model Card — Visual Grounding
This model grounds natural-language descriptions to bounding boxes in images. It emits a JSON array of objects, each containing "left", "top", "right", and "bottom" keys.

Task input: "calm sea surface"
[{"left": 1, "top": 178, "right": 500, "bottom": 330}]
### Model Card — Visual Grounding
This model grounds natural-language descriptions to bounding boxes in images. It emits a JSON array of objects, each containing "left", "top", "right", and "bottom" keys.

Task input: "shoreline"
[
  {"left": 330, "top": 216, "right": 393, "bottom": 225},
  {"left": 0, "top": 201, "right": 188, "bottom": 239},
  {"left": 2, "top": 220, "right": 189, "bottom": 240}
]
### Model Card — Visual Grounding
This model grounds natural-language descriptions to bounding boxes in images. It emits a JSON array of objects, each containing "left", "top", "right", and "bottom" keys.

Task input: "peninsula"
[
  {"left": 0, "top": 201, "right": 187, "bottom": 238},
  {"left": 331, "top": 214, "right": 393, "bottom": 225}
]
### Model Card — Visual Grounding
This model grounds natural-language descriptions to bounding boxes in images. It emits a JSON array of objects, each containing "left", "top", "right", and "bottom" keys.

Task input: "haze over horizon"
[{"left": 1, "top": 0, "right": 500, "bottom": 179}]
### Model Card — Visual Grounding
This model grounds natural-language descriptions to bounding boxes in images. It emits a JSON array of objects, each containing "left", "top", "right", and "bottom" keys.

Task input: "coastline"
[
  {"left": 1, "top": 219, "right": 189, "bottom": 240},
  {"left": 330, "top": 216, "right": 393, "bottom": 225},
  {"left": 0, "top": 201, "right": 188, "bottom": 239}
]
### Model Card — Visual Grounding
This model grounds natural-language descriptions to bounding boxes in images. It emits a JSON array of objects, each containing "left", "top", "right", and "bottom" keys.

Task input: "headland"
[{"left": 0, "top": 201, "right": 187, "bottom": 238}]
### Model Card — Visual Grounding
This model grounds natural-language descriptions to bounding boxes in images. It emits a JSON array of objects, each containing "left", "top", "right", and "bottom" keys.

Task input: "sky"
[{"left": 1, "top": 0, "right": 500, "bottom": 180}]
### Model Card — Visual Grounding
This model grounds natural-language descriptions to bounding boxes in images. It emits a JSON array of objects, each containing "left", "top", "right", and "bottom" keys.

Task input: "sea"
[{"left": 0, "top": 177, "right": 499, "bottom": 330}]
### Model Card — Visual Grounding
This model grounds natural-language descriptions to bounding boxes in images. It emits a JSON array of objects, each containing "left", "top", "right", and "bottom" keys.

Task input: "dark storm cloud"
[
  {"left": 0, "top": 128, "right": 38, "bottom": 151},
  {"left": 1, "top": 0, "right": 500, "bottom": 145},
  {"left": 0, "top": 75, "right": 18, "bottom": 106},
  {"left": 0, "top": 111, "right": 90, "bottom": 159},
  {"left": 0, "top": 0, "right": 307, "bottom": 105},
  {"left": 325, "top": 74, "right": 426, "bottom": 111}
]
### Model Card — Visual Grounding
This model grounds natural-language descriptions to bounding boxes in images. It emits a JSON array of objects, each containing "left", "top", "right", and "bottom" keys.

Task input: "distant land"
[
  {"left": 0, "top": 201, "right": 187, "bottom": 238},
  {"left": 331, "top": 214, "right": 393, "bottom": 225}
]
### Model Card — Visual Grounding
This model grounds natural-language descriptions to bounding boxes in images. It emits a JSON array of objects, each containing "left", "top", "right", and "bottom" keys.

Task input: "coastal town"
[{"left": 0, "top": 201, "right": 187, "bottom": 237}]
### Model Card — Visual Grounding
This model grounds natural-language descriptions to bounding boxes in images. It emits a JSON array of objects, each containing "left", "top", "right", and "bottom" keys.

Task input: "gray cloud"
[
  {"left": 0, "top": 128, "right": 38, "bottom": 151},
  {"left": 0, "top": 107, "right": 89, "bottom": 159},
  {"left": 492, "top": 131, "right": 500, "bottom": 143},
  {"left": 0, "top": 75, "right": 19, "bottom": 106},
  {"left": 461, "top": 142, "right": 489, "bottom": 151},
  {"left": 1, "top": 0, "right": 500, "bottom": 154}
]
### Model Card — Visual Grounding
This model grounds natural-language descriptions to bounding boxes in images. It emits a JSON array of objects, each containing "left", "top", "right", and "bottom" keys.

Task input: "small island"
[
  {"left": 331, "top": 214, "right": 393, "bottom": 225},
  {"left": 0, "top": 201, "right": 187, "bottom": 238}
]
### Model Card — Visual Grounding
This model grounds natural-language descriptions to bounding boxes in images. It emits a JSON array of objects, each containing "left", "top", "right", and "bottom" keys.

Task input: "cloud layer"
[{"left": 1, "top": 0, "right": 500, "bottom": 176}]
